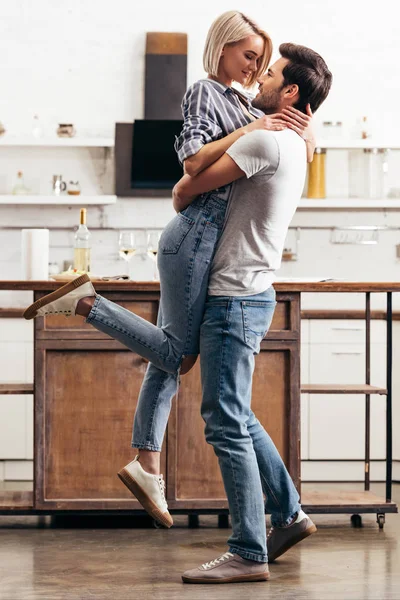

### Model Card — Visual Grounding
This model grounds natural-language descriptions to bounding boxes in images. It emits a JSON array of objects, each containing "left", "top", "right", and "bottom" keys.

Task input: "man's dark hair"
[{"left": 279, "top": 43, "right": 332, "bottom": 113}]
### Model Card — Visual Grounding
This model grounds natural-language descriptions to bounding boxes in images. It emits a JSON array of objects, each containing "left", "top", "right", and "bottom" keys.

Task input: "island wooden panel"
[
  {"left": 38, "top": 294, "right": 159, "bottom": 334},
  {"left": 34, "top": 346, "right": 166, "bottom": 510},
  {"left": 167, "top": 341, "right": 300, "bottom": 509},
  {"left": 33, "top": 290, "right": 301, "bottom": 511}
]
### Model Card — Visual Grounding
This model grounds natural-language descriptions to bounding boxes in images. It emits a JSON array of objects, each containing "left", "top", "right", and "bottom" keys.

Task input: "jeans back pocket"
[
  {"left": 160, "top": 212, "right": 195, "bottom": 255},
  {"left": 241, "top": 300, "right": 277, "bottom": 353}
]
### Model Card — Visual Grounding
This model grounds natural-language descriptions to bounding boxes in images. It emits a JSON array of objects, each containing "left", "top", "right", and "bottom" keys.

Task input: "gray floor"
[{"left": 0, "top": 482, "right": 399, "bottom": 600}]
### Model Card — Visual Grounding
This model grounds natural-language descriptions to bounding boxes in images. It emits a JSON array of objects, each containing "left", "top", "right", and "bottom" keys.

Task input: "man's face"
[{"left": 252, "top": 57, "right": 290, "bottom": 114}]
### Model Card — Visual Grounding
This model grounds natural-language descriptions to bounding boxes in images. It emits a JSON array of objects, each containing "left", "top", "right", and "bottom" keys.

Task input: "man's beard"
[{"left": 252, "top": 88, "right": 282, "bottom": 114}]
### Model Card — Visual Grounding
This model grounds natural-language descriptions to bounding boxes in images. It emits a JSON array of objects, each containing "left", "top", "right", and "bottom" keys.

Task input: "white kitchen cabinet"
[
  {"left": 300, "top": 320, "right": 310, "bottom": 460},
  {"left": 309, "top": 342, "right": 386, "bottom": 387},
  {"left": 0, "top": 319, "right": 33, "bottom": 469},
  {"left": 309, "top": 319, "right": 386, "bottom": 345},
  {"left": 0, "top": 395, "right": 31, "bottom": 459},
  {"left": 309, "top": 395, "right": 385, "bottom": 460},
  {"left": 0, "top": 342, "right": 32, "bottom": 382},
  {"left": 301, "top": 395, "right": 309, "bottom": 460},
  {"left": 306, "top": 320, "right": 387, "bottom": 464}
]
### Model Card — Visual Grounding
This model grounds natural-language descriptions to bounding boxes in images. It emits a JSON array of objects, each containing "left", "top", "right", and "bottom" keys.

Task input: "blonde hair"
[{"left": 203, "top": 11, "right": 272, "bottom": 88}]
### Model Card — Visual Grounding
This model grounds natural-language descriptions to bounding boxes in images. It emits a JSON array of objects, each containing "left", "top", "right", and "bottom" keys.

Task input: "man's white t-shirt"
[{"left": 208, "top": 129, "right": 306, "bottom": 296}]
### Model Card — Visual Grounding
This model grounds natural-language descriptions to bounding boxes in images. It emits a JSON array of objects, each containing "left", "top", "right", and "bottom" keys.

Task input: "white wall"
[
  {"left": 0, "top": 0, "right": 398, "bottom": 137},
  {"left": 0, "top": 0, "right": 399, "bottom": 297},
  {"left": 0, "top": 1, "right": 399, "bottom": 479}
]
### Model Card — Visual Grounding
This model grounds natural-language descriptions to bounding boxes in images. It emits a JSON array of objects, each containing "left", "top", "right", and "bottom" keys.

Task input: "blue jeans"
[
  {"left": 200, "top": 288, "right": 301, "bottom": 562},
  {"left": 86, "top": 188, "right": 230, "bottom": 451}
]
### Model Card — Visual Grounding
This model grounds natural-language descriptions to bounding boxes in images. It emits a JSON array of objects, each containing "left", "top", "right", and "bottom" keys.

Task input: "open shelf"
[
  {"left": 0, "top": 489, "right": 396, "bottom": 515},
  {"left": 0, "top": 491, "right": 34, "bottom": 512},
  {"left": 298, "top": 198, "right": 400, "bottom": 209},
  {"left": 301, "top": 489, "right": 397, "bottom": 513},
  {"left": 0, "top": 137, "right": 114, "bottom": 147},
  {"left": 0, "top": 308, "right": 24, "bottom": 318},
  {"left": 0, "top": 383, "right": 34, "bottom": 395},
  {"left": 316, "top": 139, "right": 400, "bottom": 150},
  {"left": 0, "top": 195, "right": 117, "bottom": 205},
  {"left": 301, "top": 384, "right": 387, "bottom": 395}
]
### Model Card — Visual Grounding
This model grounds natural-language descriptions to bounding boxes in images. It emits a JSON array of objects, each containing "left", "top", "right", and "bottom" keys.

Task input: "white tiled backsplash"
[{"left": 2, "top": 201, "right": 400, "bottom": 311}]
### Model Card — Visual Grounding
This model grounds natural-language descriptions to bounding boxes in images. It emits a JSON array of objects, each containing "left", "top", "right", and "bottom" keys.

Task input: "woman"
[{"left": 23, "top": 11, "right": 313, "bottom": 528}]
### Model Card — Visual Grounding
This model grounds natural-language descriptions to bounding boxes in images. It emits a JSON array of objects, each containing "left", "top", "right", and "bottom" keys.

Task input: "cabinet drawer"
[
  {"left": 309, "top": 344, "right": 386, "bottom": 386},
  {"left": 301, "top": 320, "right": 310, "bottom": 344},
  {"left": 309, "top": 320, "right": 386, "bottom": 345},
  {"left": 267, "top": 293, "right": 300, "bottom": 338},
  {"left": 40, "top": 299, "right": 159, "bottom": 333}
]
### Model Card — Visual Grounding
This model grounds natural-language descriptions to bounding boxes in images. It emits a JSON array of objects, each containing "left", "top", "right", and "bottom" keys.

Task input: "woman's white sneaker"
[
  {"left": 117, "top": 455, "right": 173, "bottom": 528},
  {"left": 23, "top": 274, "right": 96, "bottom": 320}
]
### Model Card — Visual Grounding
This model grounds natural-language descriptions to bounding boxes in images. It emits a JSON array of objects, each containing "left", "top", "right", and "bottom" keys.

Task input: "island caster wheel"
[
  {"left": 377, "top": 514, "right": 385, "bottom": 529},
  {"left": 351, "top": 514, "right": 362, "bottom": 528},
  {"left": 188, "top": 514, "right": 199, "bottom": 528},
  {"left": 218, "top": 514, "right": 229, "bottom": 528}
]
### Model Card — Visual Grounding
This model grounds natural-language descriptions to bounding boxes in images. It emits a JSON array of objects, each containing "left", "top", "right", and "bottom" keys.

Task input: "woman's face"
[{"left": 218, "top": 35, "right": 265, "bottom": 87}]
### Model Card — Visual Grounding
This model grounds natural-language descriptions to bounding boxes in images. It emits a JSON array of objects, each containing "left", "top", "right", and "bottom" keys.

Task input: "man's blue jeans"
[{"left": 199, "top": 288, "right": 301, "bottom": 562}]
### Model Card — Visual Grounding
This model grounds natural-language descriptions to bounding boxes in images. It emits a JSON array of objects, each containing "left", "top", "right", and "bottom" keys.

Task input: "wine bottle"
[{"left": 73, "top": 208, "right": 91, "bottom": 272}]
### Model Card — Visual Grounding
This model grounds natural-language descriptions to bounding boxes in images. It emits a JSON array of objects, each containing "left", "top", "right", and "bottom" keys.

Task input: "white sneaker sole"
[{"left": 117, "top": 467, "right": 173, "bottom": 528}]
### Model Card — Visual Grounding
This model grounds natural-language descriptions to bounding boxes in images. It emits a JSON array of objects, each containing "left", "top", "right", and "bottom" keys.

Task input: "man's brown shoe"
[
  {"left": 267, "top": 509, "right": 317, "bottom": 562},
  {"left": 182, "top": 551, "right": 269, "bottom": 584}
]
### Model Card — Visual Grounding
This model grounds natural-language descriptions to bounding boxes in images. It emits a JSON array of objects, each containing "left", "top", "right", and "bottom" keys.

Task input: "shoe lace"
[
  {"left": 267, "top": 527, "right": 274, "bottom": 539},
  {"left": 157, "top": 475, "right": 166, "bottom": 504},
  {"left": 201, "top": 552, "right": 233, "bottom": 570}
]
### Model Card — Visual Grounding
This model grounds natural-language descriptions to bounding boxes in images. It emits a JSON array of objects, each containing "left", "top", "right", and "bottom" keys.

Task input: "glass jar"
[
  {"left": 307, "top": 148, "right": 326, "bottom": 199},
  {"left": 332, "top": 121, "right": 343, "bottom": 139},
  {"left": 349, "top": 149, "right": 385, "bottom": 199},
  {"left": 67, "top": 181, "right": 81, "bottom": 196},
  {"left": 322, "top": 121, "right": 333, "bottom": 140},
  {"left": 57, "top": 123, "right": 76, "bottom": 138}
]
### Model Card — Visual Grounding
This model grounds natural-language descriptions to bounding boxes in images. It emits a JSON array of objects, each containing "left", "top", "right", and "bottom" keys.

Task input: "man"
[
  {"left": 173, "top": 43, "right": 332, "bottom": 583},
  {"left": 22, "top": 42, "right": 331, "bottom": 584}
]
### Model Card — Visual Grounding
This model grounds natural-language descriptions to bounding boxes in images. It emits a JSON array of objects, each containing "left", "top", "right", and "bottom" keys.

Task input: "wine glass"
[
  {"left": 147, "top": 230, "right": 161, "bottom": 280},
  {"left": 119, "top": 231, "right": 136, "bottom": 264}
]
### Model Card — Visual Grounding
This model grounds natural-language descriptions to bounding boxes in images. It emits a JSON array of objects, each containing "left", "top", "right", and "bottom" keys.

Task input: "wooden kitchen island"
[{"left": 0, "top": 280, "right": 398, "bottom": 527}]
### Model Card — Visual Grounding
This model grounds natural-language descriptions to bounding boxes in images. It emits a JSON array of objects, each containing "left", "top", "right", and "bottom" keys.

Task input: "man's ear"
[{"left": 284, "top": 83, "right": 299, "bottom": 101}]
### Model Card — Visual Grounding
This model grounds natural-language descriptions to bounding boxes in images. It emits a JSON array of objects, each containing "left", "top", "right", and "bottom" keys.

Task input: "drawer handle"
[
  {"left": 332, "top": 351, "right": 363, "bottom": 355},
  {"left": 331, "top": 327, "right": 363, "bottom": 331}
]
